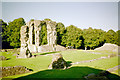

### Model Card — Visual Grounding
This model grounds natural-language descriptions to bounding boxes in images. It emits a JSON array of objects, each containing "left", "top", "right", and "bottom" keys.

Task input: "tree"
[
  {"left": 116, "top": 30, "right": 120, "bottom": 46},
  {"left": 83, "top": 27, "right": 105, "bottom": 50},
  {"left": 6, "top": 18, "right": 25, "bottom": 48},
  {"left": 104, "top": 29, "right": 117, "bottom": 44},
  {"left": 56, "top": 22, "right": 65, "bottom": 45},
  {"left": 0, "top": 19, "right": 10, "bottom": 49},
  {"left": 61, "top": 25, "right": 84, "bottom": 49}
]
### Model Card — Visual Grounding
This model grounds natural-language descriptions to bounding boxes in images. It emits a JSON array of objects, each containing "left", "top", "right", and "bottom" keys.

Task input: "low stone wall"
[
  {"left": 1, "top": 66, "right": 32, "bottom": 77},
  {"left": 38, "top": 45, "right": 67, "bottom": 53},
  {"left": 0, "top": 56, "right": 7, "bottom": 61},
  {"left": 28, "top": 44, "right": 67, "bottom": 53}
]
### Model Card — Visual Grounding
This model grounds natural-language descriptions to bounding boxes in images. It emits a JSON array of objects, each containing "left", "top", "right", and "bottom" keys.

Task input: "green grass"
[
  {"left": 1, "top": 49, "right": 120, "bottom": 79},
  {"left": 61, "top": 50, "right": 109, "bottom": 63},
  {"left": 73, "top": 56, "right": 118, "bottom": 70},
  {"left": 1, "top": 53, "right": 52, "bottom": 71}
]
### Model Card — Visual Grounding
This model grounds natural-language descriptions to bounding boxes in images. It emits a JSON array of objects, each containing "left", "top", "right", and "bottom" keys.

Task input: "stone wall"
[
  {"left": 19, "top": 20, "right": 57, "bottom": 58},
  {"left": 1, "top": 66, "right": 32, "bottom": 77},
  {"left": 18, "top": 25, "right": 32, "bottom": 58},
  {"left": 46, "top": 21, "right": 57, "bottom": 46}
]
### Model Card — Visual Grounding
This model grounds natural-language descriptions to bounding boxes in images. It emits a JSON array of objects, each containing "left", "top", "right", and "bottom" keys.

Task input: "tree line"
[{"left": 0, "top": 18, "right": 119, "bottom": 49}]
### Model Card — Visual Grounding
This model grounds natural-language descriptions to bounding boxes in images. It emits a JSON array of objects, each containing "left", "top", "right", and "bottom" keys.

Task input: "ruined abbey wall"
[{"left": 18, "top": 20, "right": 57, "bottom": 58}]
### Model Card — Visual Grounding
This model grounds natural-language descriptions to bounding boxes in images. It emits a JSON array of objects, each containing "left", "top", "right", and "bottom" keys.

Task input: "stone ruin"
[
  {"left": 48, "top": 53, "right": 67, "bottom": 69},
  {"left": 18, "top": 20, "right": 57, "bottom": 58},
  {"left": 1, "top": 66, "right": 32, "bottom": 77}
]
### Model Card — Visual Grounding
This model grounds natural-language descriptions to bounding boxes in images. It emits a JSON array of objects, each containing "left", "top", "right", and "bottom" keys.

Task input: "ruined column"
[
  {"left": 46, "top": 21, "right": 51, "bottom": 45},
  {"left": 34, "top": 20, "right": 41, "bottom": 52},
  {"left": 34, "top": 20, "right": 41, "bottom": 46},
  {"left": 18, "top": 25, "right": 32, "bottom": 58},
  {"left": 46, "top": 21, "right": 57, "bottom": 51},
  {"left": 47, "top": 21, "right": 57, "bottom": 45},
  {"left": 26, "top": 21, "right": 34, "bottom": 45}
]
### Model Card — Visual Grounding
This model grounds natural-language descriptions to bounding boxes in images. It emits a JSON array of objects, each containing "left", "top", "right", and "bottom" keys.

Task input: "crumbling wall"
[
  {"left": 18, "top": 25, "right": 32, "bottom": 58},
  {"left": 19, "top": 20, "right": 58, "bottom": 58},
  {"left": 46, "top": 21, "right": 57, "bottom": 51},
  {"left": 1, "top": 66, "right": 32, "bottom": 77},
  {"left": 46, "top": 21, "right": 57, "bottom": 46},
  {"left": 34, "top": 20, "right": 41, "bottom": 52},
  {"left": 26, "top": 20, "right": 42, "bottom": 53}
]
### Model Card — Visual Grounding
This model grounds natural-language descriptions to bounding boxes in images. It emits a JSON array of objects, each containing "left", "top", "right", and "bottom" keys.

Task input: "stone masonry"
[
  {"left": 18, "top": 25, "right": 32, "bottom": 58},
  {"left": 19, "top": 20, "right": 57, "bottom": 58}
]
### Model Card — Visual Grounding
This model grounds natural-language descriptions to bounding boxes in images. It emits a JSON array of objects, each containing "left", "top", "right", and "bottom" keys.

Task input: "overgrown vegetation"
[{"left": 1, "top": 18, "right": 119, "bottom": 49}]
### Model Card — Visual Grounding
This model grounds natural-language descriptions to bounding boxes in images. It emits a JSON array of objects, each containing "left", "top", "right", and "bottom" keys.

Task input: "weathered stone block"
[
  {"left": 1, "top": 66, "right": 32, "bottom": 77},
  {"left": 48, "top": 53, "right": 67, "bottom": 69},
  {"left": 0, "top": 56, "right": 7, "bottom": 60}
]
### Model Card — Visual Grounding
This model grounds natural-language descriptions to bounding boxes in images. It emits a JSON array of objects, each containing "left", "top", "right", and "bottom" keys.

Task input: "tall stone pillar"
[
  {"left": 18, "top": 26, "right": 32, "bottom": 58},
  {"left": 34, "top": 20, "right": 41, "bottom": 46},
  {"left": 46, "top": 21, "right": 57, "bottom": 51},
  {"left": 47, "top": 23, "right": 51, "bottom": 45},
  {"left": 34, "top": 20, "right": 41, "bottom": 52},
  {"left": 26, "top": 21, "right": 34, "bottom": 45}
]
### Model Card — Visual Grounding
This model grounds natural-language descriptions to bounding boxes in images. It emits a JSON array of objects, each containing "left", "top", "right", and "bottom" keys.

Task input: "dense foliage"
[
  {"left": 1, "top": 18, "right": 25, "bottom": 48},
  {"left": 61, "top": 25, "right": 84, "bottom": 49},
  {"left": 1, "top": 18, "right": 119, "bottom": 49},
  {"left": 56, "top": 22, "right": 65, "bottom": 45},
  {"left": 0, "top": 19, "right": 9, "bottom": 48},
  {"left": 82, "top": 27, "right": 105, "bottom": 49}
]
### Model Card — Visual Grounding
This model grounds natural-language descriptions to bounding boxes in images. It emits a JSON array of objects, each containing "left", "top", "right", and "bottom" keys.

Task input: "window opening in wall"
[{"left": 32, "top": 24, "right": 35, "bottom": 44}]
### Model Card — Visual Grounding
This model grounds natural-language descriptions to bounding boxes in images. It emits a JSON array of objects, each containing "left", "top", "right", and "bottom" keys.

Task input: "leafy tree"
[
  {"left": 116, "top": 30, "right": 120, "bottom": 46},
  {"left": 0, "top": 19, "right": 10, "bottom": 49},
  {"left": 104, "top": 29, "right": 117, "bottom": 44},
  {"left": 56, "top": 22, "right": 65, "bottom": 45},
  {"left": 6, "top": 18, "right": 25, "bottom": 48},
  {"left": 83, "top": 27, "right": 105, "bottom": 50},
  {"left": 61, "top": 25, "right": 84, "bottom": 49}
]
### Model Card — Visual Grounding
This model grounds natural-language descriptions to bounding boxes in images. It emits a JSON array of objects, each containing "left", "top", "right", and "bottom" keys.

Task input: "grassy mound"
[{"left": 95, "top": 43, "right": 120, "bottom": 53}]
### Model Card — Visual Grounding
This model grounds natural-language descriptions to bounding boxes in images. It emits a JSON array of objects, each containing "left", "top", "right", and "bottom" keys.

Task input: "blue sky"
[{"left": 2, "top": 2, "right": 118, "bottom": 31}]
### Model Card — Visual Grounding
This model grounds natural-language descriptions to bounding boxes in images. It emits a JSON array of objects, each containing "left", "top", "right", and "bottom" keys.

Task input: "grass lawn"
[
  {"left": 1, "top": 49, "right": 120, "bottom": 79},
  {"left": 73, "top": 56, "right": 118, "bottom": 73}
]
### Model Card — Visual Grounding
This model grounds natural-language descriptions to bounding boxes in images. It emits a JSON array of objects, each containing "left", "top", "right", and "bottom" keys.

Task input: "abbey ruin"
[{"left": 18, "top": 20, "right": 59, "bottom": 58}]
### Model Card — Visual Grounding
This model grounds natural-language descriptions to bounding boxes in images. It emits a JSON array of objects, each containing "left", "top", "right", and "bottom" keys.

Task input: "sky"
[{"left": 1, "top": 1, "right": 119, "bottom": 31}]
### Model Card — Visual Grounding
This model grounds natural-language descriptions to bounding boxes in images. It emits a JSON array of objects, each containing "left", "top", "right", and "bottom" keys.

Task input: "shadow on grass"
[
  {"left": 66, "top": 61, "right": 72, "bottom": 67},
  {"left": 13, "top": 66, "right": 120, "bottom": 80},
  {"left": 6, "top": 58, "right": 11, "bottom": 60}
]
